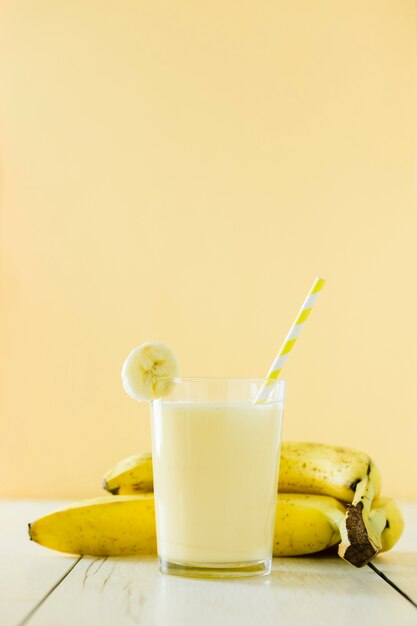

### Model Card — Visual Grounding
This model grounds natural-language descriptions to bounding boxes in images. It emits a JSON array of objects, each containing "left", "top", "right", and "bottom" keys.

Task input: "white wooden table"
[{"left": 1, "top": 500, "right": 416, "bottom": 626}]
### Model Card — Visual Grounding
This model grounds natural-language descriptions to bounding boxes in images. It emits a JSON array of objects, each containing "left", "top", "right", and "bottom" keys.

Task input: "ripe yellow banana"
[
  {"left": 103, "top": 442, "right": 381, "bottom": 502},
  {"left": 29, "top": 495, "right": 157, "bottom": 556},
  {"left": 279, "top": 442, "right": 382, "bottom": 503},
  {"left": 372, "top": 497, "right": 404, "bottom": 552},
  {"left": 275, "top": 494, "right": 345, "bottom": 556},
  {"left": 29, "top": 494, "right": 403, "bottom": 560},
  {"left": 103, "top": 452, "right": 153, "bottom": 494}
]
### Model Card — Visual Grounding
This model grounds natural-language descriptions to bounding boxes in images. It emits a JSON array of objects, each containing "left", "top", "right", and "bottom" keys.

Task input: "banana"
[
  {"left": 103, "top": 452, "right": 153, "bottom": 495},
  {"left": 121, "top": 341, "right": 178, "bottom": 401},
  {"left": 279, "top": 442, "right": 382, "bottom": 503},
  {"left": 102, "top": 442, "right": 382, "bottom": 503},
  {"left": 274, "top": 494, "right": 345, "bottom": 556},
  {"left": 372, "top": 497, "right": 405, "bottom": 553},
  {"left": 28, "top": 494, "right": 403, "bottom": 560},
  {"left": 29, "top": 495, "right": 157, "bottom": 556}
]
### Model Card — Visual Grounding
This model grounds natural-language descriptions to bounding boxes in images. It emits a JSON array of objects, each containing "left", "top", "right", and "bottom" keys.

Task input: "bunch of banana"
[
  {"left": 102, "top": 442, "right": 395, "bottom": 567},
  {"left": 29, "top": 443, "right": 404, "bottom": 566}
]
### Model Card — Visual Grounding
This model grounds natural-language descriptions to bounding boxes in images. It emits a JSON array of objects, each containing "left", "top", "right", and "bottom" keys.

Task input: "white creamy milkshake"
[{"left": 151, "top": 399, "right": 283, "bottom": 567}]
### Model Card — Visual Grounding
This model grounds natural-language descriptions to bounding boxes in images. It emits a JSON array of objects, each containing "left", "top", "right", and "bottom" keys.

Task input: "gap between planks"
[
  {"left": 16, "top": 557, "right": 84, "bottom": 626},
  {"left": 367, "top": 562, "right": 417, "bottom": 609}
]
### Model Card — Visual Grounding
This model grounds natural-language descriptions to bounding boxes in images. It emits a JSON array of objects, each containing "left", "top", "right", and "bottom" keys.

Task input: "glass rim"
[{"left": 160, "top": 376, "right": 286, "bottom": 385}]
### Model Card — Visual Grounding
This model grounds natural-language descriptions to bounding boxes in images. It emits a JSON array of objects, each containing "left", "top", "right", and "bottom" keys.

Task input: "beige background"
[{"left": 1, "top": 1, "right": 416, "bottom": 499}]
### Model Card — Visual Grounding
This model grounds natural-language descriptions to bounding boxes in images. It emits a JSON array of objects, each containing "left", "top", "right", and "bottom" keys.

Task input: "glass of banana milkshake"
[{"left": 151, "top": 378, "right": 285, "bottom": 579}]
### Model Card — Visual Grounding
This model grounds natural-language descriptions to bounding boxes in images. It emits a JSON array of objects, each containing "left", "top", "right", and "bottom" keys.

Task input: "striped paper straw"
[{"left": 254, "top": 277, "right": 326, "bottom": 403}]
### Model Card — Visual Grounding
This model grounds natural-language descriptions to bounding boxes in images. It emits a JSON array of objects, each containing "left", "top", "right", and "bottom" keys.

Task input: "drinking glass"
[{"left": 150, "top": 377, "right": 285, "bottom": 579}]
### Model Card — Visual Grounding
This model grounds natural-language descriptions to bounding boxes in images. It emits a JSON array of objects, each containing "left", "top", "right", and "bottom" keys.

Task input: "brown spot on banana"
[{"left": 131, "top": 482, "right": 154, "bottom": 493}]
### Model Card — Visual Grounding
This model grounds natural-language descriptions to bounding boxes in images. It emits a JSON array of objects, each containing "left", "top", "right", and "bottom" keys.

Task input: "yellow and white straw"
[{"left": 255, "top": 277, "right": 326, "bottom": 403}]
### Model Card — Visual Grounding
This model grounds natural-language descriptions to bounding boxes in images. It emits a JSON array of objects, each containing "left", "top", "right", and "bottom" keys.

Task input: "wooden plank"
[
  {"left": 0, "top": 500, "right": 80, "bottom": 626},
  {"left": 27, "top": 551, "right": 417, "bottom": 626},
  {"left": 370, "top": 502, "right": 417, "bottom": 606},
  {"left": 4, "top": 500, "right": 417, "bottom": 626}
]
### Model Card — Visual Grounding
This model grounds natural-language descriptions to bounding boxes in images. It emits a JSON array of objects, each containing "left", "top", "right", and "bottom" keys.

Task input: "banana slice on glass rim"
[{"left": 121, "top": 342, "right": 179, "bottom": 401}]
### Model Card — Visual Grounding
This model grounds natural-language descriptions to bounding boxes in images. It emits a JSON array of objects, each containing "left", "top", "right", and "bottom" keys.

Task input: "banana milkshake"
[{"left": 151, "top": 393, "right": 283, "bottom": 571}]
